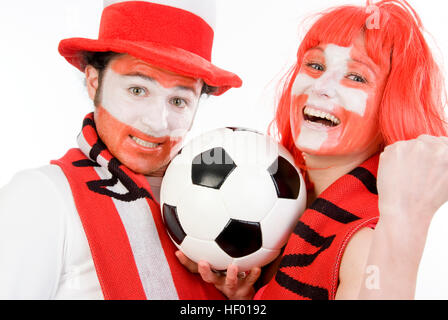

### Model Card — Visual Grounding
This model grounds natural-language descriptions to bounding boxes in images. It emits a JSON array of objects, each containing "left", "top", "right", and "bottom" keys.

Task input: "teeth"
[
  {"left": 304, "top": 106, "right": 341, "bottom": 126},
  {"left": 131, "top": 136, "right": 160, "bottom": 148}
]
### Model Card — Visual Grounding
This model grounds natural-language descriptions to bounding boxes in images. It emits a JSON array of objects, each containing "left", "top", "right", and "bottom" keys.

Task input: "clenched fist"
[{"left": 377, "top": 135, "right": 448, "bottom": 226}]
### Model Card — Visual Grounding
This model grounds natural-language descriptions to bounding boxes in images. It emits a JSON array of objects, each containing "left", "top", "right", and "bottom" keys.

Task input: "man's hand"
[{"left": 175, "top": 250, "right": 261, "bottom": 300}]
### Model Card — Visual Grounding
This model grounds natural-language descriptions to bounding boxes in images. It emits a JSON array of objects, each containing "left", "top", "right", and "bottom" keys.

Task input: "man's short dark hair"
[{"left": 82, "top": 51, "right": 217, "bottom": 99}]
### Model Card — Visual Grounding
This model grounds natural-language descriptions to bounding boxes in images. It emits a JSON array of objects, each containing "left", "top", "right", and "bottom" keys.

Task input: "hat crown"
[
  {"left": 98, "top": 1, "right": 214, "bottom": 61},
  {"left": 103, "top": 0, "right": 216, "bottom": 29},
  {"left": 58, "top": 0, "right": 242, "bottom": 95}
]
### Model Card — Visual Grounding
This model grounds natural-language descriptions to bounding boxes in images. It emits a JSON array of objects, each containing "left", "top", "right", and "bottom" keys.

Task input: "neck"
[
  {"left": 304, "top": 150, "right": 376, "bottom": 203},
  {"left": 146, "top": 165, "right": 168, "bottom": 177}
]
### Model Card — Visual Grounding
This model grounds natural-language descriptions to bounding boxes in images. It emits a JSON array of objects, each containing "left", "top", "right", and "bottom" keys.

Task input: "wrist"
[
  {"left": 378, "top": 202, "right": 433, "bottom": 232},
  {"left": 375, "top": 207, "right": 431, "bottom": 262}
]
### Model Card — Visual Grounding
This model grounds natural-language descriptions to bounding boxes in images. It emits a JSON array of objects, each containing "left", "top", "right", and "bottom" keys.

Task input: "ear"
[{"left": 85, "top": 65, "right": 100, "bottom": 101}]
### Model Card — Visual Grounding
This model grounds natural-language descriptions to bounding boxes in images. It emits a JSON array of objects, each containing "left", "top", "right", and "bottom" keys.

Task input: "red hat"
[{"left": 58, "top": 0, "right": 242, "bottom": 95}]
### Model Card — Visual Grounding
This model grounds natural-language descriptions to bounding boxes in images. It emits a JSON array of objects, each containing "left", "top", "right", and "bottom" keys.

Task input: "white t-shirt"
[{"left": 0, "top": 165, "right": 169, "bottom": 300}]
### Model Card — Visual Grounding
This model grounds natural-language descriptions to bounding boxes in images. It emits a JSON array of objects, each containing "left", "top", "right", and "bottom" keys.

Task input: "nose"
[
  {"left": 311, "top": 71, "right": 339, "bottom": 98},
  {"left": 140, "top": 101, "right": 169, "bottom": 137}
]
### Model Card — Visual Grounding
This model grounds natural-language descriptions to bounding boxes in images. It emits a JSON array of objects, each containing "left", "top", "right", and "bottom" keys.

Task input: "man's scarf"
[
  {"left": 51, "top": 113, "right": 225, "bottom": 300},
  {"left": 257, "top": 154, "right": 380, "bottom": 300}
]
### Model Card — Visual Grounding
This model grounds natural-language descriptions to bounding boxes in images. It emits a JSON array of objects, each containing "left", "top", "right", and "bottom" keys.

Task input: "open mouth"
[
  {"left": 130, "top": 135, "right": 162, "bottom": 149},
  {"left": 303, "top": 106, "right": 341, "bottom": 127}
]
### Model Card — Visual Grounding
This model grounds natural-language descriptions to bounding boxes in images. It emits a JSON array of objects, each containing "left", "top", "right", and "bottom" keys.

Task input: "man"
[{"left": 0, "top": 0, "right": 241, "bottom": 299}]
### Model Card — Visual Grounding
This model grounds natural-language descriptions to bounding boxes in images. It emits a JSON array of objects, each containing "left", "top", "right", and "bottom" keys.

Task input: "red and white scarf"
[{"left": 51, "top": 113, "right": 225, "bottom": 300}]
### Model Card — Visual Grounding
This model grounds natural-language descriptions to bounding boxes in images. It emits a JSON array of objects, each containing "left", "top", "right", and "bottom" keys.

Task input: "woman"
[{"left": 177, "top": 0, "right": 448, "bottom": 299}]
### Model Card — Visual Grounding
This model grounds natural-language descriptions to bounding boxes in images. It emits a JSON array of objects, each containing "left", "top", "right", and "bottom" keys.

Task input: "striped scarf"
[
  {"left": 51, "top": 113, "right": 225, "bottom": 300},
  {"left": 257, "top": 155, "right": 380, "bottom": 300}
]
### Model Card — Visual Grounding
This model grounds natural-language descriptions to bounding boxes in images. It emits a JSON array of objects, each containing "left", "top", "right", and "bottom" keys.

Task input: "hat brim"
[{"left": 58, "top": 38, "right": 242, "bottom": 96}]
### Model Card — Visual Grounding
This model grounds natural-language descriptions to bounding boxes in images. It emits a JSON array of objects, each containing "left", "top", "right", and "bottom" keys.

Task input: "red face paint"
[
  {"left": 95, "top": 106, "right": 182, "bottom": 175},
  {"left": 290, "top": 37, "right": 388, "bottom": 156}
]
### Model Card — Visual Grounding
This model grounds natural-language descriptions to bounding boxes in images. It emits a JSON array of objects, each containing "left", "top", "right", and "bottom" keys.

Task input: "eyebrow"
[
  {"left": 307, "top": 46, "right": 378, "bottom": 76},
  {"left": 350, "top": 57, "right": 378, "bottom": 76},
  {"left": 307, "top": 46, "right": 325, "bottom": 53},
  {"left": 122, "top": 72, "right": 199, "bottom": 94}
]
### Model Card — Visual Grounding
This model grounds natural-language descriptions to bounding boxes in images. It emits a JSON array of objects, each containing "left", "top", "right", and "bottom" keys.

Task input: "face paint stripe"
[{"left": 291, "top": 42, "right": 382, "bottom": 155}]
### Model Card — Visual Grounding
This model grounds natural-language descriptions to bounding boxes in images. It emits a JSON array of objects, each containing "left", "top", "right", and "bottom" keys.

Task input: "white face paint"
[
  {"left": 100, "top": 67, "right": 201, "bottom": 139},
  {"left": 296, "top": 125, "right": 328, "bottom": 150},
  {"left": 292, "top": 44, "right": 368, "bottom": 117},
  {"left": 290, "top": 42, "right": 384, "bottom": 156},
  {"left": 92, "top": 54, "right": 203, "bottom": 175}
]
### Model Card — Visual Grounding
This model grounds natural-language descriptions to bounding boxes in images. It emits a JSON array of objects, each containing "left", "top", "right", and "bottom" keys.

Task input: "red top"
[{"left": 257, "top": 155, "right": 380, "bottom": 300}]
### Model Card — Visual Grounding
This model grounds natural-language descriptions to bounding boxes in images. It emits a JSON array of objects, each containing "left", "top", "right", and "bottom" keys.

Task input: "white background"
[{"left": 0, "top": 0, "right": 448, "bottom": 298}]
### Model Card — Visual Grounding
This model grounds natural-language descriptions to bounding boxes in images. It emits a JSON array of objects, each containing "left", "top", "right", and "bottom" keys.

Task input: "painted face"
[
  {"left": 290, "top": 36, "right": 388, "bottom": 157},
  {"left": 94, "top": 55, "right": 203, "bottom": 175}
]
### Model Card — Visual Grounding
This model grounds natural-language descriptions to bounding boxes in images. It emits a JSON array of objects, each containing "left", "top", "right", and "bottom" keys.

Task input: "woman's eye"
[
  {"left": 129, "top": 87, "right": 147, "bottom": 96},
  {"left": 307, "top": 63, "right": 325, "bottom": 71},
  {"left": 171, "top": 97, "right": 187, "bottom": 108},
  {"left": 347, "top": 73, "right": 367, "bottom": 83}
]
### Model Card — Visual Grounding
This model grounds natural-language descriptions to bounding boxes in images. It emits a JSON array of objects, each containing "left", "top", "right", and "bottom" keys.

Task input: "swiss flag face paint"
[
  {"left": 290, "top": 39, "right": 388, "bottom": 157},
  {"left": 94, "top": 55, "right": 203, "bottom": 175}
]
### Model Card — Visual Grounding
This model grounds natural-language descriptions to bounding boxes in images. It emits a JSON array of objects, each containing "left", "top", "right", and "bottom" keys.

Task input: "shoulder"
[
  {"left": 0, "top": 165, "right": 74, "bottom": 230},
  {"left": 0, "top": 165, "right": 75, "bottom": 298}
]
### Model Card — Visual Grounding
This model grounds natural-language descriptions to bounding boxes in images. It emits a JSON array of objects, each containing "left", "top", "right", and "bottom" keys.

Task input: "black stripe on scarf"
[
  {"left": 348, "top": 167, "right": 378, "bottom": 195},
  {"left": 310, "top": 198, "right": 361, "bottom": 224},
  {"left": 293, "top": 220, "right": 332, "bottom": 248},
  {"left": 275, "top": 270, "right": 329, "bottom": 300},
  {"left": 279, "top": 233, "right": 335, "bottom": 268},
  {"left": 74, "top": 115, "right": 153, "bottom": 202}
]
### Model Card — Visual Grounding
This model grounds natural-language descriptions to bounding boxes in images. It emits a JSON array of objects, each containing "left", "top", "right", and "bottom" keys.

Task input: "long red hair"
[{"left": 269, "top": 0, "right": 447, "bottom": 178}]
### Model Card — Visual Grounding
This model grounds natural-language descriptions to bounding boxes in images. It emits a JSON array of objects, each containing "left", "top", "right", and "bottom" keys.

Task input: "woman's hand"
[
  {"left": 175, "top": 250, "right": 261, "bottom": 300},
  {"left": 377, "top": 134, "right": 448, "bottom": 225},
  {"left": 358, "top": 135, "right": 448, "bottom": 299}
]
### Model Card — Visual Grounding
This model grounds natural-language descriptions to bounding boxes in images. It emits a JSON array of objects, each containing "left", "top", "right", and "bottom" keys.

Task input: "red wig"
[{"left": 269, "top": 0, "right": 447, "bottom": 179}]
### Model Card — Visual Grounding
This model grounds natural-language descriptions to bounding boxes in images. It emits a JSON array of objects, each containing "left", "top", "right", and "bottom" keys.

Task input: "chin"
[{"left": 128, "top": 162, "right": 167, "bottom": 176}]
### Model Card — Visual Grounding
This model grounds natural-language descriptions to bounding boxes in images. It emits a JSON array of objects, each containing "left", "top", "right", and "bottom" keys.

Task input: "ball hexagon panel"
[
  {"left": 176, "top": 185, "right": 230, "bottom": 241},
  {"left": 221, "top": 130, "right": 279, "bottom": 170},
  {"left": 192, "top": 147, "right": 237, "bottom": 189},
  {"left": 181, "top": 236, "right": 233, "bottom": 271},
  {"left": 215, "top": 219, "right": 262, "bottom": 258},
  {"left": 220, "top": 165, "right": 277, "bottom": 222},
  {"left": 260, "top": 193, "right": 307, "bottom": 250},
  {"left": 233, "top": 247, "right": 280, "bottom": 272},
  {"left": 179, "top": 128, "right": 232, "bottom": 163},
  {"left": 160, "top": 157, "right": 191, "bottom": 206}
]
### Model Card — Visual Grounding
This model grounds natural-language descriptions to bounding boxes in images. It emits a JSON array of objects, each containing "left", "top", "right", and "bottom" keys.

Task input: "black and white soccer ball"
[{"left": 161, "top": 127, "right": 307, "bottom": 272}]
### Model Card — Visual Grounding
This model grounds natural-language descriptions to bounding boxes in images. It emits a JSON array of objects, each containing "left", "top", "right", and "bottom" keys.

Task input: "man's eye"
[
  {"left": 129, "top": 87, "right": 147, "bottom": 96},
  {"left": 171, "top": 97, "right": 187, "bottom": 108},
  {"left": 347, "top": 73, "right": 367, "bottom": 83}
]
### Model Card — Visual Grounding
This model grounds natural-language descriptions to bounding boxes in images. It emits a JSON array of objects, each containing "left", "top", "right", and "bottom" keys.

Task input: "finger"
[
  {"left": 198, "top": 261, "right": 222, "bottom": 284},
  {"left": 224, "top": 264, "right": 239, "bottom": 289},
  {"left": 175, "top": 250, "right": 198, "bottom": 273},
  {"left": 245, "top": 267, "right": 262, "bottom": 286}
]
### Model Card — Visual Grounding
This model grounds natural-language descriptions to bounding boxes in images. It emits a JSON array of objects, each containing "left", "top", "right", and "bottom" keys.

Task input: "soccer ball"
[{"left": 160, "top": 127, "right": 307, "bottom": 272}]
